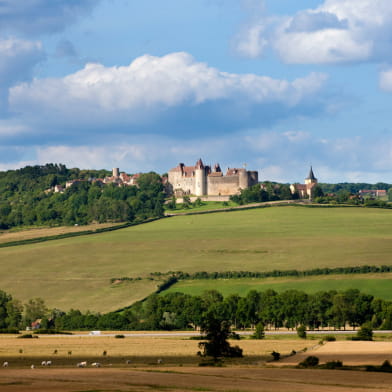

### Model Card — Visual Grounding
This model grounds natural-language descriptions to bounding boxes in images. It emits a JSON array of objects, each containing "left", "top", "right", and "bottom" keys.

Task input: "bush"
[
  {"left": 299, "top": 356, "right": 319, "bottom": 368},
  {"left": 323, "top": 335, "right": 336, "bottom": 342},
  {"left": 297, "top": 325, "right": 307, "bottom": 339},
  {"left": 271, "top": 351, "right": 280, "bottom": 361},
  {"left": 0, "top": 328, "right": 19, "bottom": 334},
  {"left": 115, "top": 334, "right": 125, "bottom": 338},
  {"left": 356, "top": 322, "right": 373, "bottom": 341},
  {"left": 18, "top": 334, "right": 38, "bottom": 339},
  {"left": 324, "top": 360, "right": 343, "bottom": 369},
  {"left": 251, "top": 322, "right": 265, "bottom": 340}
]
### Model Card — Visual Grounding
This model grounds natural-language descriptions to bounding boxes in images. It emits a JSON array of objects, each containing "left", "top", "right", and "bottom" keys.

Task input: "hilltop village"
[{"left": 44, "top": 158, "right": 388, "bottom": 202}]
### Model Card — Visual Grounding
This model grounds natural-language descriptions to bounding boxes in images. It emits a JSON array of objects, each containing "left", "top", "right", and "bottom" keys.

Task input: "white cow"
[
  {"left": 91, "top": 362, "right": 101, "bottom": 367},
  {"left": 2, "top": 361, "right": 8, "bottom": 368},
  {"left": 77, "top": 361, "right": 87, "bottom": 368},
  {"left": 31, "top": 364, "right": 35, "bottom": 369}
]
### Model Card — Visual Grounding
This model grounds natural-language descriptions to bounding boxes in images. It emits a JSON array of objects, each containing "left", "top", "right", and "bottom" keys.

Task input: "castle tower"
[
  {"left": 112, "top": 168, "right": 119, "bottom": 178},
  {"left": 195, "top": 158, "right": 206, "bottom": 196},
  {"left": 304, "top": 166, "right": 317, "bottom": 199},
  {"left": 238, "top": 169, "right": 249, "bottom": 190}
]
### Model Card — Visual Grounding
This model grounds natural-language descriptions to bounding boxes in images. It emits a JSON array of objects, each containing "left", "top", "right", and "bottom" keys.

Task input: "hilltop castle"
[{"left": 168, "top": 159, "right": 258, "bottom": 197}]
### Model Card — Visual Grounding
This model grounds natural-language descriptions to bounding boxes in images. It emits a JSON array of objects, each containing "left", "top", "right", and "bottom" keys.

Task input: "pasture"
[
  {"left": 1, "top": 206, "right": 392, "bottom": 311},
  {"left": 164, "top": 273, "right": 392, "bottom": 300}
]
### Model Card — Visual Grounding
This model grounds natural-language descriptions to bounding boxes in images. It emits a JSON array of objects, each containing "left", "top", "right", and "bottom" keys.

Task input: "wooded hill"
[{"left": 0, "top": 164, "right": 165, "bottom": 229}]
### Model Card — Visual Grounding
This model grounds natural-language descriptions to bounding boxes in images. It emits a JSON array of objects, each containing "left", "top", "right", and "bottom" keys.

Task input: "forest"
[
  {"left": 0, "top": 164, "right": 165, "bottom": 229},
  {"left": 0, "top": 288, "right": 391, "bottom": 332}
]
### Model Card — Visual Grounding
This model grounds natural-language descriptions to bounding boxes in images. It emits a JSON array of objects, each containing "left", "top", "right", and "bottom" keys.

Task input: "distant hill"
[{"left": 0, "top": 164, "right": 164, "bottom": 229}]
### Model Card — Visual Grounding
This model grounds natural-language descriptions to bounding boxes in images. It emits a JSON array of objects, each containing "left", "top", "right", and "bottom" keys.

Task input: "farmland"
[
  {"left": 1, "top": 335, "right": 392, "bottom": 392},
  {"left": 1, "top": 206, "right": 392, "bottom": 311},
  {"left": 164, "top": 273, "right": 392, "bottom": 300}
]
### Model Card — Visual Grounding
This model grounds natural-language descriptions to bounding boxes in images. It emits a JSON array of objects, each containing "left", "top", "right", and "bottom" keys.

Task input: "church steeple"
[{"left": 306, "top": 166, "right": 317, "bottom": 182}]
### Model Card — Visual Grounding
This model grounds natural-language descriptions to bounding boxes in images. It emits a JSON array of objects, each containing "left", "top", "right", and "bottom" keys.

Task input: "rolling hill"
[{"left": 1, "top": 206, "right": 392, "bottom": 312}]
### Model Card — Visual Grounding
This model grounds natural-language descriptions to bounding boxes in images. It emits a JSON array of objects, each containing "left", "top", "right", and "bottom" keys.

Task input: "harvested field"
[
  {"left": 279, "top": 341, "right": 392, "bottom": 366},
  {"left": 0, "top": 334, "right": 315, "bottom": 366},
  {"left": 0, "top": 222, "right": 118, "bottom": 244},
  {"left": 1, "top": 367, "right": 392, "bottom": 392}
]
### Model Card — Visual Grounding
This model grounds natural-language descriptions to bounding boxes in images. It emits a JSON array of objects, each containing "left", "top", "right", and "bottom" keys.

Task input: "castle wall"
[
  {"left": 207, "top": 176, "right": 240, "bottom": 195},
  {"left": 168, "top": 171, "right": 195, "bottom": 195}
]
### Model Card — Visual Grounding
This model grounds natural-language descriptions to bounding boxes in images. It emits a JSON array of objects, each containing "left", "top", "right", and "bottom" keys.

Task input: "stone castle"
[{"left": 168, "top": 158, "right": 258, "bottom": 197}]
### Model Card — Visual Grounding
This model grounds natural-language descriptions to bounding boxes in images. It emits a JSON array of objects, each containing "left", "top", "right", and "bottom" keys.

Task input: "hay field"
[
  {"left": 0, "top": 222, "right": 117, "bottom": 244},
  {"left": 1, "top": 206, "right": 392, "bottom": 311},
  {"left": 279, "top": 341, "right": 392, "bottom": 367},
  {"left": 0, "top": 334, "right": 315, "bottom": 366},
  {"left": 165, "top": 273, "right": 392, "bottom": 300}
]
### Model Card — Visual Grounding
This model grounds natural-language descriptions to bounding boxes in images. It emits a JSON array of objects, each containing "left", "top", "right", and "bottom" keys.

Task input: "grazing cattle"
[
  {"left": 31, "top": 364, "right": 35, "bottom": 369},
  {"left": 77, "top": 361, "right": 87, "bottom": 368},
  {"left": 125, "top": 360, "right": 131, "bottom": 364},
  {"left": 91, "top": 362, "right": 101, "bottom": 367},
  {"left": 46, "top": 360, "right": 52, "bottom": 366},
  {"left": 2, "top": 361, "right": 8, "bottom": 368},
  {"left": 41, "top": 361, "right": 46, "bottom": 366},
  {"left": 157, "top": 358, "right": 163, "bottom": 364}
]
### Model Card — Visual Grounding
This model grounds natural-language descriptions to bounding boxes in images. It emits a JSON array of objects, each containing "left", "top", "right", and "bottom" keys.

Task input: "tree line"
[
  {"left": 1, "top": 288, "right": 391, "bottom": 332},
  {"left": 0, "top": 164, "right": 165, "bottom": 229}
]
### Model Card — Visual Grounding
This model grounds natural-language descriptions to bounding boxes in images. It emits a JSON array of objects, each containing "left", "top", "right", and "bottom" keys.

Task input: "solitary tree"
[{"left": 198, "top": 308, "right": 243, "bottom": 361}]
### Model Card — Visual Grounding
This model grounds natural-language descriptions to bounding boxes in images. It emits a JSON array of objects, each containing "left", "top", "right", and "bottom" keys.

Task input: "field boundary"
[{"left": 0, "top": 217, "right": 164, "bottom": 249}]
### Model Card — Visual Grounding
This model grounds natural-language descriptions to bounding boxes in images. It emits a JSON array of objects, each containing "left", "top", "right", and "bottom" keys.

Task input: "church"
[{"left": 290, "top": 167, "right": 318, "bottom": 199}]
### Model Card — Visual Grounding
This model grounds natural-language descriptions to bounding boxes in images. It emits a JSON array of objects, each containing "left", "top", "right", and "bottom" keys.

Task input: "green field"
[
  {"left": 1, "top": 206, "right": 392, "bottom": 311},
  {"left": 164, "top": 273, "right": 392, "bottom": 300}
]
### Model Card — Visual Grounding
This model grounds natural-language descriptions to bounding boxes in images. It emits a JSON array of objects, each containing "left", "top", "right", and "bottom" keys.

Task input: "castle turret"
[
  {"left": 195, "top": 158, "right": 206, "bottom": 196},
  {"left": 112, "top": 168, "right": 119, "bottom": 178},
  {"left": 238, "top": 169, "right": 249, "bottom": 190}
]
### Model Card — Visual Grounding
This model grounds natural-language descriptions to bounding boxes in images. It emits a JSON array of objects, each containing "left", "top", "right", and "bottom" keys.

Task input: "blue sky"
[{"left": 1, "top": 0, "right": 392, "bottom": 183}]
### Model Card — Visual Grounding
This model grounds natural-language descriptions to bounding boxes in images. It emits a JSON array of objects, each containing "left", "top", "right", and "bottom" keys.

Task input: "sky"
[{"left": 1, "top": 0, "right": 392, "bottom": 183}]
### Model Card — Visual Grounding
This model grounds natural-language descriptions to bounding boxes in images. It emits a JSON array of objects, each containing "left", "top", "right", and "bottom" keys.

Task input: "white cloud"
[
  {"left": 0, "top": 37, "right": 44, "bottom": 113},
  {"left": 9, "top": 52, "right": 327, "bottom": 127},
  {"left": 236, "top": 0, "right": 392, "bottom": 65},
  {"left": 379, "top": 68, "right": 392, "bottom": 92}
]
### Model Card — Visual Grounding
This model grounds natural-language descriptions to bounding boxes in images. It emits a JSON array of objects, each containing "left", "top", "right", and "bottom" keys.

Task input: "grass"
[
  {"left": 1, "top": 206, "right": 392, "bottom": 311},
  {"left": 164, "top": 273, "right": 392, "bottom": 300}
]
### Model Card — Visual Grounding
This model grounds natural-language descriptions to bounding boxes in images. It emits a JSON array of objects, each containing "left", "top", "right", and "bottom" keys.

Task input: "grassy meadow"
[
  {"left": 1, "top": 206, "right": 392, "bottom": 311},
  {"left": 164, "top": 273, "right": 392, "bottom": 300}
]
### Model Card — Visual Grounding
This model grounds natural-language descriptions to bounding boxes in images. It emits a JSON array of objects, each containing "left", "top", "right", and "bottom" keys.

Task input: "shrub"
[
  {"left": 271, "top": 351, "right": 280, "bottom": 361},
  {"left": 299, "top": 356, "right": 319, "bottom": 368},
  {"left": 251, "top": 322, "right": 265, "bottom": 340},
  {"left": 18, "top": 334, "right": 38, "bottom": 339},
  {"left": 356, "top": 322, "right": 373, "bottom": 341},
  {"left": 115, "top": 334, "right": 125, "bottom": 338},
  {"left": 296, "top": 325, "right": 307, "bottom": 339},
  {"left": 324, "top": 360, "right": 343, "bottom": 369},
  {"left": 323, "top": 335, "right": 336, "bottom": 342}
]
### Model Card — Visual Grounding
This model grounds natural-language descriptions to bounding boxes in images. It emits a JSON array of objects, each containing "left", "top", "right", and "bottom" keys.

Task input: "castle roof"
[
  {"left": 195, "top": 158, "right": 204, "bottom": 170},
  {"left": 306, "top": 166, "right": 317, "bottom": 181}
]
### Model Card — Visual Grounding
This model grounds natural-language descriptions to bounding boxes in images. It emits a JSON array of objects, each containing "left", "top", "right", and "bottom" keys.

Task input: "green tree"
[
  {"left": 198, "top": 308, "right": 243, "bottom": 360},
  {"left": 23, "top": 298, "right": 48, "bottom": 327},
  {"left": 252, "top": 322, "right": 265, "bottom": 339},
  {"left": 356, "top": 322, "right": 373, "bottom": 341}
]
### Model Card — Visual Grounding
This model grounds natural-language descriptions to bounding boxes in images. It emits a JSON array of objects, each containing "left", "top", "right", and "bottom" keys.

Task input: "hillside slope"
[{"left": 1, "top": 206, "right": 392, "bottom": 312}]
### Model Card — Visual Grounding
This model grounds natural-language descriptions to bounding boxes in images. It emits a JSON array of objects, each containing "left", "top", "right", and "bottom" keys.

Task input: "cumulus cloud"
[
  {"left": 0, "top": 0, "right": 99, "bottom": 36},
  {"left": 0, "top": 38, "right": 45, "bottom": 113},
  {"left": 379, "top": 68, "right": 392, "bottom": 92},
  {"left": 8, "top": 52, "right": 328, "bottom": 134},
  {"left": 236, "top": 0, "right": 392, "bottom": 64}
]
